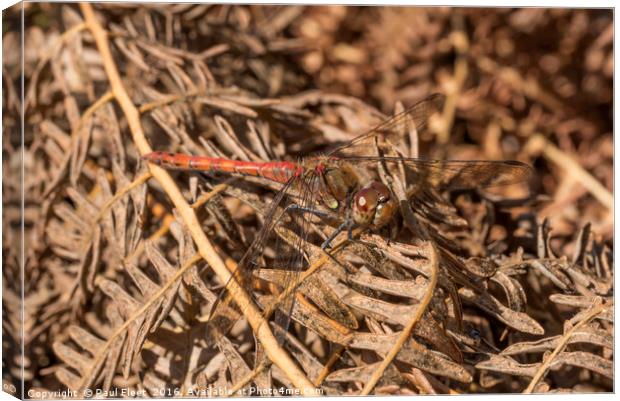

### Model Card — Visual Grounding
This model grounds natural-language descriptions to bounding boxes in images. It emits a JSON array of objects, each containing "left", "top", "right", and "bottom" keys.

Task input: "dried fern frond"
[{"left": 4, "top": 4, "right": 612, "bottom": 397}]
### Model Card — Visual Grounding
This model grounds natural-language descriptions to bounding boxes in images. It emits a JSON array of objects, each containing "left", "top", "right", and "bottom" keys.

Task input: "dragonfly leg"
[
  {"left": 284, "top": 204, "right": 331, "bottom": 219},
  {"left": 284, "top": 204, "right": 350, "bottom": 249},
  {"left": 321, "top": 220, "right": 353, "bottom": 250}
]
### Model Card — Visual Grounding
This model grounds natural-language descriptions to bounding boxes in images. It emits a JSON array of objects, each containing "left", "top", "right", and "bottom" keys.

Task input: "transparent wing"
[
  {"left": 205, "top": 173, "right": 321, "bottom": 346},
  {"left": 327, "top": 93, "right": 445, "bottom": 158},
  {"left": 268, "top": 173, "right": 322, "bottom": 342},
  {"left": 205, "top": 176, "right": 295, "bottom": 343},
  {"left": 336, "top": 157, "right": 533, "bottom": 189}
]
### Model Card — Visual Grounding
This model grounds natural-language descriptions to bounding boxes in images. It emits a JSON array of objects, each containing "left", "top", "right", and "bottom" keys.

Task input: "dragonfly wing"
[
  {"left": 343, "top": 157, "right": 533, "bottom": 189},
  {"left": 206, "top": 173, "right": 323, "bottom": 346},
  {"left": 270, "top": 175, "right": 321, "bottom": 343},
  {"left": 205, "top": 177, "right": 296, "bottom": 344},
  {"left": 328, "top": 93, "right": 445, "bottom": 158}
]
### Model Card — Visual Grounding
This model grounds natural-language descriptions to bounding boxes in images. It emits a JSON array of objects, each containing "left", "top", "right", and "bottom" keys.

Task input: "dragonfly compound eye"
[
  {"left": 369, "top": 182, "right": 397, "bottom": 228},
  {"left": 351, "top": 181, "right": 396, "bottom": 228},
  {"left": 352, "top": 187, "right": 378, "bottom": 226}
]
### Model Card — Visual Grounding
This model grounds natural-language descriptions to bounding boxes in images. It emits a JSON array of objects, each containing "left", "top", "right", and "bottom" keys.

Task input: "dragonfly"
[{"left": 144, "top": 93, "right": 533, "bottom": 344}]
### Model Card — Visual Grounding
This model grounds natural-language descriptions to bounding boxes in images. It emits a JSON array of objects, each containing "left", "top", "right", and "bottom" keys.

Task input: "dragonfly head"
[{"left": 351, "top": 181, "right": 397, "bottom": 229}]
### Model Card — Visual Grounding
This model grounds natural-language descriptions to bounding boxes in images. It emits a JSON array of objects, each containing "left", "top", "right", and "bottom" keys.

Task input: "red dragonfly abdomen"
[{"left": 143, "top": 151, "right": 301, "bottom": 184}]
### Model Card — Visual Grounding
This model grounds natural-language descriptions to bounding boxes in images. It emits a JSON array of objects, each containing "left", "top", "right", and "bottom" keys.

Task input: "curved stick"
[{"left": 79, "top": 3, "right": 317, "bottom": 394}]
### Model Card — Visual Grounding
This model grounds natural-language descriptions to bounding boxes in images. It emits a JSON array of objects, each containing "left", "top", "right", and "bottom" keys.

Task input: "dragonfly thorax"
[{"left": 318, "top": 162, "right": 359, "bottom": 210}]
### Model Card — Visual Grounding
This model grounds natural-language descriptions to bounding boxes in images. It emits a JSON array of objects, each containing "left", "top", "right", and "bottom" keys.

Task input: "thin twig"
[
  {"left": 195, "top": 228, "right": 352, "bottom": 328},
  {"left": 94, "top": 171, "right": 152, "bottom": 222},
  {"left": 525, "top": 133, "right": 613, "bottom": 211},
  {"left": 43, "top": 91, "right": 114, "bottom": 198},
  {"left": 126, "top": 214, "right": 174, "bottom": 263},
  {"left": 74, "top": 252, "right": 201, "bottom": 392},
  {"left": 74, "top": 91, "right": 114, "bottom": 138},
  {"left": 261, "top": 230, "right": 355, "bottom": 322},
  {"left": 523, "top": 299, "right": 607, "bottom": 393},
  {"left": 314, "top": 345, "right": 346, "bottom": 386},
  {"left": 229, "top": 360, "right": 270, "bottom": 395},
  {"left": 192, "top": 179, "right": 237, "bottom": 209},
  {"left": 360, "top": 241, "right": 439, "bottom": 395},
  {"left": 79, "top": 4, "right": 316, "bottom": 394}
]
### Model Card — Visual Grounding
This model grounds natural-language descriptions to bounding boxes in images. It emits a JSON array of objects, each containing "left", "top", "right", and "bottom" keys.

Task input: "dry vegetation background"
[{"left": 2, "top": 3, "right": 613, "bottom": 398}]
